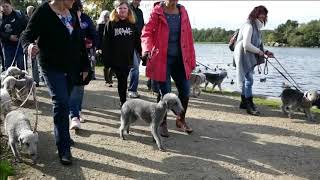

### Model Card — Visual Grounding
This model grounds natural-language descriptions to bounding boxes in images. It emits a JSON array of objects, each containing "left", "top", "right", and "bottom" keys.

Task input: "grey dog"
[
  {"left": 204, "top": 70, "right": 228, "bottom": 92},
  {"left": 5, "top": 110, "right": 39, "bottom": 163},
  {"left": 281, "top": 88, "right": 318, "bottom": 121},
  {"left": 119, "top": 93, "right": 184, "bottom": 151},
  {"left": 190, "top": 73, "right": 206, "bottom": 97}
]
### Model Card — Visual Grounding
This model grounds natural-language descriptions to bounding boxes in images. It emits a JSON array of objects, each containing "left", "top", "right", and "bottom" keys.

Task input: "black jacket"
[
  {"left": 130, "top": 3, "right": 144, "bottom": 34},
  {"left": 0, "top": 10, "right": 27, "bottom": 46},
  {"left": 21, "top": 2, "right": 90, "bottom": 73},
  {"left": 96, "top": 23, "right": 105, "bottom": 50},
  {"left": 102, "top": 20, "right": 141, "bottom": 69}
]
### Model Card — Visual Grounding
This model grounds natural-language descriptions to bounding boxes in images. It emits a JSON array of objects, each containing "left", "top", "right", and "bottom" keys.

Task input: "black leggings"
[{"left": 113, "top": 67, "right": 130, "bottom": 105}]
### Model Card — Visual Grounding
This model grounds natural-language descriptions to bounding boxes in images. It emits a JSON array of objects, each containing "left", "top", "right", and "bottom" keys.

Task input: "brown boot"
[{"left": 176, "top": 96, "right": 193, "bottom": 134}]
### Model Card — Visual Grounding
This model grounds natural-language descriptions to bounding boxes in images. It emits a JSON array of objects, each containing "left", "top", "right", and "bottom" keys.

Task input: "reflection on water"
[
  {"left": 194, "top": 44, "right": 320, "bottom": 97},
  {"left": 140, "top": 43, "right": 320, "bottom": 97}
]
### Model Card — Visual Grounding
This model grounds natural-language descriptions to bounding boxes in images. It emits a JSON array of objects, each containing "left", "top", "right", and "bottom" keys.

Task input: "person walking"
[
  {"left": 233, "top": 5, "right": 274, "bottom": 116},
  {"left": 21, "top": 0, "right": 90, "bottom": 165},
  {"left": 127, "top": 0, "right": 144, "bottom": 98},
  {"left": 102, "top": 0, "right": 141, "bottom": 107},
  {"left": 141, "top": 0, "right": 196, "bottom": 136}
]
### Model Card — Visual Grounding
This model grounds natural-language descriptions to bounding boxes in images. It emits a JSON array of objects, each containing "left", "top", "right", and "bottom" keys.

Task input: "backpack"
[{"left": 228, "top": 30, "right": 239, "bottom": 51}]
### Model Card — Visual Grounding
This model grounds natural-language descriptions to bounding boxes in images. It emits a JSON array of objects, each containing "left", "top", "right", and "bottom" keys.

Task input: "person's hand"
[
  {"left": 28, "top": 43, "right": 40, "bottom": 59},
  {"left": 82, "top": 72, "right": 88, "bottom": 81},
  {"left": 258, "top": 50, "right": 264, "bottom": 56},
  {"left": 96, "top": 49, "right": 102, "bottom": 54},
  {"left": 9, "top": 35, "right": 18, "bottom": 42},
  {"left": 141, "top": 51, "right": 151, "bottom": 66},
  {"left": 265, "top": 50, "right": 274, "bottom": 58}
]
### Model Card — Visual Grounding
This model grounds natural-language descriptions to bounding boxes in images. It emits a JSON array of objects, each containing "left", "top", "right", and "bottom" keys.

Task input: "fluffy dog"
[
  {"left": 119, "top": 93, "right": 183, "bottom": 151},
  {"left": 281, "top": 88, "right": 319, "bottom": 121},
  {"left": 4, "top": 110, "right": 39, "bottom": 163},
  {"left": 2, "top": 75, "right": 35, "bottom": 102},
  {"left": 190, "top": 72, "right": 206, "bottom": 97},
  {"left": 204, "top": 70, "right": 228, "bottom": 92},
  {"left": 0, "top": 66, "right": 23, "bottom": 82},
  {"left": 0, "top": 88, "right": 12, "bottom": 119}
]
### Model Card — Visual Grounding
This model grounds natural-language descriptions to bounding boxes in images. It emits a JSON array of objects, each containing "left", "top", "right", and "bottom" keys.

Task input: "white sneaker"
[
  {"left": 128, "top": 91, "right": 140, "bottom": 98},
  {"left": 70, "top": 117, "right": 81, "bottom": 130}
]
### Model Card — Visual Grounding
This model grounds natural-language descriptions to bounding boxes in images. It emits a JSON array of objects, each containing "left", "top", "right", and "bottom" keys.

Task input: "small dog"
[
  {"left": 0, "top": 88, "right": 12, "bottom": 119},
  {"left": 2, "top": 75, "right": 35, "bottom": 102},
  {"left": 281, "top": 88, "right": 319, "bottom": 121},
  {"left": 0, "top": 66, "right": 23, "bottom": 82},
  {"left": 119, "top": 93, "right": 183, "bottom": 151},
  {"left": 190, "top": 73, "right": 206, "bottom": 97},
  {"left": 4, "top": 110, "right": 39, "bottom": 163},
  {"left": 204, "top": 69, "right": 228, "bottom": 92}
]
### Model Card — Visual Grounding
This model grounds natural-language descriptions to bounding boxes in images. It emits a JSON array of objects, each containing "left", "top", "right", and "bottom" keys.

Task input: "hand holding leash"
[
  {"left": 82, "top": 72, "right": 88, "bottom": 81},
  {"left": 264, "top": 50, "right": 274, "bottom": 58},
  {"left": 141, "top": 51, "right": 151, "bottom": 66},
  {"left": 28, "top": 43, "right": 40, "bottom": 59}
]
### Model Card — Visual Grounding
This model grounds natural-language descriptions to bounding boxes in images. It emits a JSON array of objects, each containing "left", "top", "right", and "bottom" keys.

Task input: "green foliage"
[
  {"left": 0, "top": 160, "right": 15, "bottom": 180},
  {"left": 193, "top": 19, "right": 320, "bottom": 47}
]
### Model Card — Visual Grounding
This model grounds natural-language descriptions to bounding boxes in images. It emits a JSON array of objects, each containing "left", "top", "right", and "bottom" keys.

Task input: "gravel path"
[{"left": 2, "top": 69, "right": 320, "bottom": 180}]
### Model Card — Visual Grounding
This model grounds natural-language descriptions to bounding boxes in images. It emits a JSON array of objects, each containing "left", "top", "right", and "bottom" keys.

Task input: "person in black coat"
[
  {"left": 0, "top": 0, "right": 27, "bottom": 70},
  {"left": 21, "top": 0, "right": 90, "bottom": 165},
  {"left": 102, "top": 0, "right": 141, "bottom": 107}
]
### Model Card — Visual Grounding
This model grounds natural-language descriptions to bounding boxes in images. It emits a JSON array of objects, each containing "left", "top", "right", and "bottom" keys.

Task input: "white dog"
[{"left": 5, "top": 110, "right": 39, "bottom": 163}]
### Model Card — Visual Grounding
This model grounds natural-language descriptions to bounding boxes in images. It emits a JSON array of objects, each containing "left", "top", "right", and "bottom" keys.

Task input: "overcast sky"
[{"left": 139, "top": 1, "right": 320, "bottom": 30}]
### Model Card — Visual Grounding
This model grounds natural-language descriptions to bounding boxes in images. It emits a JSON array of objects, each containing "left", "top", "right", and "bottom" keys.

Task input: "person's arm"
[
  {"left": 141, "top": 10, "right": 158, "bottom": 55},
  {"left": 134, "top": 25, "right": 142, "bottom": 57},
  {"left": 102, "top": 21, "right": 112, "bottom": 67},
  {"left": 242, "top": 24, "right": 263, "bottom": 55},
  {"left": 21, "top": 7, "right": 42, "bottom": 57}
]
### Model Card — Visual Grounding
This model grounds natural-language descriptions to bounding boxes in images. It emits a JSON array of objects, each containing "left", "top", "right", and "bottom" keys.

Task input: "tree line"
[{"left": 193, "top": 19, "right": 320, "bottom": 47}]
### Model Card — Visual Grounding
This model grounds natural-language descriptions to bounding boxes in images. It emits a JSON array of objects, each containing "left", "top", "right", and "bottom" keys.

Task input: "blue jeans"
[
  {"left": 3, "top": 45, "right": 25, "bottom": 70},
  {"left": 69, "top": 85, "right": 84, "bottom": 119},
  {"left": 42, "top": 70, "right": 73, "bottom": 157},
  {"left": 128, "top": 50, "right": 140, "bottom": 92},
  {"left": 241, "top": 70, "right": 254, "bottom": 98},
  {"left": 158, "top": 55, "right": 190, "bottom": 98}
]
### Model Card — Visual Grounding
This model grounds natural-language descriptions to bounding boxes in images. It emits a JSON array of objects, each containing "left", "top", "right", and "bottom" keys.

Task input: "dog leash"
[
  {"left": 196, "top": 61, "right": 216, "bottom": 72},
  {"left": 263, "top": 57, "right": 303, "bottom": 92}
]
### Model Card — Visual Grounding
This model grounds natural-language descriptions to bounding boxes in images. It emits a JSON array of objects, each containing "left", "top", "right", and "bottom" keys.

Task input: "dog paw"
[
  {"left": 159, "top": 147, "right": 166, "bottom": 152},
  {"left": 15, "top": 158, "right": 22, "bottom": 163}
]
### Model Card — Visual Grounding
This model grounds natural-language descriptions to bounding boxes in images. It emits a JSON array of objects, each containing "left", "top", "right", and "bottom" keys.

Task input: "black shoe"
[
  {"left": 239, "top": 95, "right": 246, "bottom": 109},
  {"left": 246, "top": 97, "right": 260, "bottom": 116}
]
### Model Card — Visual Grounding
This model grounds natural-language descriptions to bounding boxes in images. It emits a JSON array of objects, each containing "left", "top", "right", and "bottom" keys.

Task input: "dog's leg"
[
  {"left": 304, "top": 108, "right": 315, "bottom": 121},
  {"left": 119, "top": 115, "right": 127, "bottom": 140},
  {"left": 212, "top": 83, "right": 217, "bottom": 92},
  {"left": 9, "top": 140, "right": 21, "bottom": 162},
  {"left": 287, "top": 106, "right": 293, "bottom": 119},
  {"left": 204, "top": 82, "right": 208, "bottom": 91},
  {"left": 197, "top": 87, "right": 201, "bottom": 96},
  {"left": 218, "top": 83, "right": 222, "bottom": 93},
  {"left": 281, "top": 104, "right": 288, "bottom": 115},
  {"left": 150, "top": 121, "right": 164, "bottom": 151},
  {"left": 192, "top": 87, "right": 196, "bottom": 97}
]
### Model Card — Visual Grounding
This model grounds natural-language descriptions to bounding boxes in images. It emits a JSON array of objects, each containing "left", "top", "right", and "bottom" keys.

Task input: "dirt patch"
[{"left": 1, "top": 68, "right": 320, "bottom": 180}]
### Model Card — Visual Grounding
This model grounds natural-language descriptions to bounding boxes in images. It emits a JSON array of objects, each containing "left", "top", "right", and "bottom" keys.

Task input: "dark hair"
[
  {"left": 71, "top": 0, "right": 83, "bottom": 12},
  {"left": 0, "top": 0, "right": 12, "bottom": 5},
  {"left": 248, "top": 5, "right": 268, "bottom": 24}
]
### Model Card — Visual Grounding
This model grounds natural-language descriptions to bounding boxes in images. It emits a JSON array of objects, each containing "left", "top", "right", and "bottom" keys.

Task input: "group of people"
[{"left": 1, "top": 0, "right": 274, "bottom": 166}]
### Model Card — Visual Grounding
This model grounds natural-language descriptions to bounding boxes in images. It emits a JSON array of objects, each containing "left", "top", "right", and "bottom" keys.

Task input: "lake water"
[{"left": 140, "top": 44, "right": 320, "bottom": 97}]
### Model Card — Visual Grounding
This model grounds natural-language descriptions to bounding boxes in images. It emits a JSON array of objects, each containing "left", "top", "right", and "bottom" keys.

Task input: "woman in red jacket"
[{"left": 141, "top": 0, "right": 196, "bottom": 136}]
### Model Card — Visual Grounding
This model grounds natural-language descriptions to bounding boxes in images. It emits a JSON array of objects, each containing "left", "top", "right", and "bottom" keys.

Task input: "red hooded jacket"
[{"left": 141, "top": 2, "right": 196, "bottom": 82}]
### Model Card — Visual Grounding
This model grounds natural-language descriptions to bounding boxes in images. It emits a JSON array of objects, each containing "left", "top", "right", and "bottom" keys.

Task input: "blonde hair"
[{"left": 109, "top": 2, "right": 135, "bottom": 24}]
